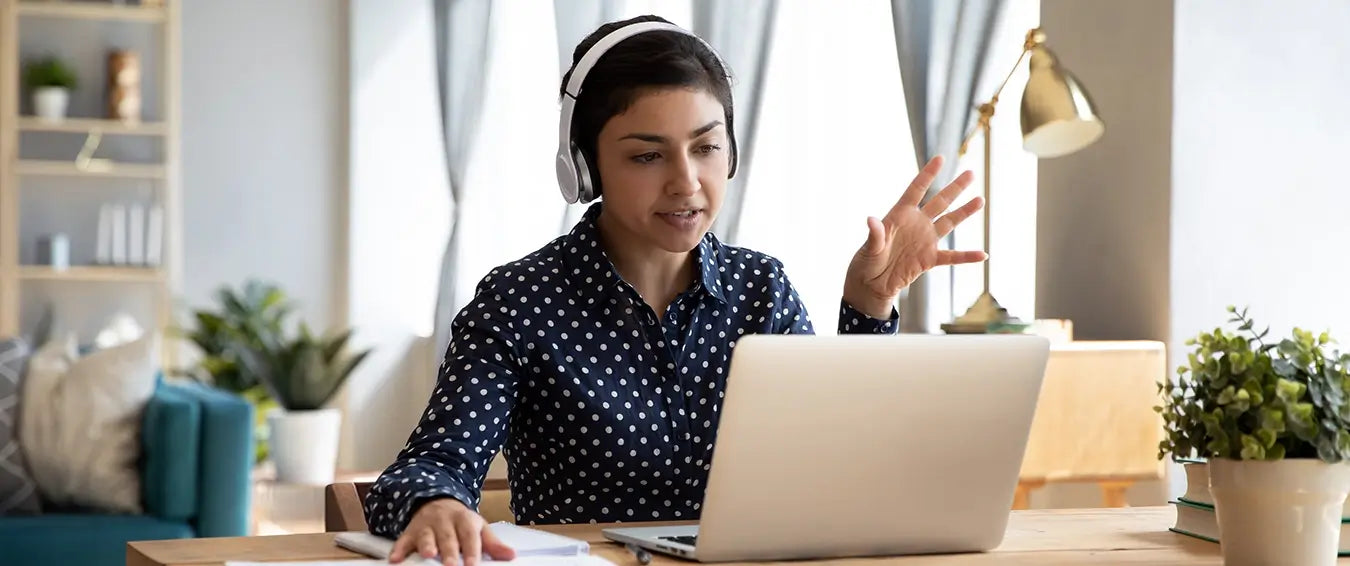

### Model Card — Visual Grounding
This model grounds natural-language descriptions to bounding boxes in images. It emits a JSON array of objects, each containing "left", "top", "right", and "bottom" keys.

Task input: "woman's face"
[{"left": 594, "top": 87, "right": 730, "bottom": 254}]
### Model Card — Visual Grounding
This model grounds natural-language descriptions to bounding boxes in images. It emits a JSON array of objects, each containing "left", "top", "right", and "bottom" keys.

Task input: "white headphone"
[{"left": 556, "top": 21, "right": 738, "bottom": 204}]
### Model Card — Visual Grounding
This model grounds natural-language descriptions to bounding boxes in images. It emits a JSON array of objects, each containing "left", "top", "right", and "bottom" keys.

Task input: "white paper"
[
  {"left": 224, "top": 555, "right": 617, "bottom": 566},
  {"left": 335, "top": 523, "right": 589, "bottom": 562}
]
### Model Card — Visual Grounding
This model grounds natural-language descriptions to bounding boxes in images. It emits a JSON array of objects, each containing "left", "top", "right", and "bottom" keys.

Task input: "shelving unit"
[
  {"left": 18, "top": 116, "right": 167, "bottom": 135},
  {"left": 0, "top": 0, "right": 181, "bottom": 367},
  {"left": 16, "top": 1, "right": 165, "bottom": 22}
]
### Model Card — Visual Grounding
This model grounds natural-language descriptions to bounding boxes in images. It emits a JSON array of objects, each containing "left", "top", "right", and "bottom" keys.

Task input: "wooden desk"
[{"left": 127, "top": 506, "right": 1323, "bottom": 566}]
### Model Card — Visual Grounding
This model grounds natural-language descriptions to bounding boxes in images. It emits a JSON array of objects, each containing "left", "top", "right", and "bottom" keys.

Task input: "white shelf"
[
  {"left": 17, "top": 1, "right": 164, "bottom": 22},
  {"left": 18, "top": 116, "right": 166, "bottom": 136},
  {"left": 19, "top": 265, "right": 164, "bottom": 282},
  {"left": 16, "top": 159, "right": 166, "bottom": 179}
]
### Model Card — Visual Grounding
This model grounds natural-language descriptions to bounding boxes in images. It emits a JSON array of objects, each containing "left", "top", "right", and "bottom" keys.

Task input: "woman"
[{"left": 366, "top": 15, "right": 985, "bottom": 565}]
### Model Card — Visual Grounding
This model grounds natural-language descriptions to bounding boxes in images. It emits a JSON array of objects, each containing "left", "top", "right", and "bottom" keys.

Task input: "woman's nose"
[{"left": 665, "top": 154, "right": 699, "bottom": 196}]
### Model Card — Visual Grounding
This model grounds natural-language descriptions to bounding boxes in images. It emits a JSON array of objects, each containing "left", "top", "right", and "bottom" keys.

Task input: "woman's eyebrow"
[{"left": 619, "top": 120, "right": 724, "bottom": 143}]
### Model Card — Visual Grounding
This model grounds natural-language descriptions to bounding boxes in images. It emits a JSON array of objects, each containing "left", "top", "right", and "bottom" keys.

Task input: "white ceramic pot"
[
  {"left": 33, "top": 87, "right": 69, "bottom": 121},
  {"left": 1209, "top": 458, "right": 1350, "bottom": 566},
  {"left": 267, "top": 407, "right": 341, "bottom": 485}
]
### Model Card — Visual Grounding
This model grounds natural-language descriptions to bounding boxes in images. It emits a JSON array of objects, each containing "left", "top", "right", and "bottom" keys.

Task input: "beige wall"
[{"left": 1036, "top": 0, "right": 1173, "bottom": 344}]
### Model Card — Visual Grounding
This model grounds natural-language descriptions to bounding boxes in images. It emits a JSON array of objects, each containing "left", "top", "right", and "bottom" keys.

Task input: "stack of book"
[{"left": 1170, "top": 458, "right": 1350, "bottom": 554}]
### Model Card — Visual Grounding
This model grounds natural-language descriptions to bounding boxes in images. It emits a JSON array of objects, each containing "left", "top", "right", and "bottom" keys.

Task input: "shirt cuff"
[{"left": 838, "top": 300, "right": 899, "bottom": 335}]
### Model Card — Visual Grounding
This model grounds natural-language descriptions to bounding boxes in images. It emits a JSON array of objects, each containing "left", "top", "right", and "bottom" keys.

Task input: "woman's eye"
[
  {"left": 631, "top": 152, "right": 660, "bottom": 164},
  {"left": 697, "top": 144, "right": 722, "bottom": 155}
]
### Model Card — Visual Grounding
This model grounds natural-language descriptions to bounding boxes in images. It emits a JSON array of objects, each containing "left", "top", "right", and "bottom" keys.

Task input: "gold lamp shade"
[{"left": 1021, "top": 43, "right": 1104, "bottom": 158}]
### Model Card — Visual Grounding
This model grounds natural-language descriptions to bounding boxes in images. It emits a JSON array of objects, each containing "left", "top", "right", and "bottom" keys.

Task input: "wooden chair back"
[{"left": 325, "top": 479, "right": 513, "bottom": 532}]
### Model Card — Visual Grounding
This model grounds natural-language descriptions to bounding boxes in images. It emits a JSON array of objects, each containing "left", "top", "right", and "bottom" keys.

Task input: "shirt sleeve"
[
  {"left": 363, "top": 277, "right": 521, "bottom": 537},
  {"left": 772, "top": 261, "right": 816, "bottom": 334},
  {"left": 837, "top": 300, "right": 899, "bottom": 335}
]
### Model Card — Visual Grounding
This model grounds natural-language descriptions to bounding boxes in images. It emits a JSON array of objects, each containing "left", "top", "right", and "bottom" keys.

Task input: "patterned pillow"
[{"left": 0, "top": 337, "right": 41, "bottom": 514}]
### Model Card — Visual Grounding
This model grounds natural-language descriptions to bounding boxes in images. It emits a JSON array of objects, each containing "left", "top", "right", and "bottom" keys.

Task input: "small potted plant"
[
  {"left": 23, "top": 56, "right": 77, "bottom": 121},
  {"left": 1157, "top": 306, "right": 1350, "bottom": 566},
  {"left": 239, "top": 322, "right": 370, "bottom": 485}
]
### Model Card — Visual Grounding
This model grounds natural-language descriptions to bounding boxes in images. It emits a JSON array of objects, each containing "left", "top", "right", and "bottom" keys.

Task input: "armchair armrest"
[
  {"left": 143, "top": 380, "right": 254, "bottom": 537},
  {"left": 142, "top": 382, "right": 202, "bottom": 522}
]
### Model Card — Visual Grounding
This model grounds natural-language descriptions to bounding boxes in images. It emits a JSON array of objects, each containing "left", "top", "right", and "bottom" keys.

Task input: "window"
[{"left": 735, "top": 0, "right": 915, "bottom": 334}]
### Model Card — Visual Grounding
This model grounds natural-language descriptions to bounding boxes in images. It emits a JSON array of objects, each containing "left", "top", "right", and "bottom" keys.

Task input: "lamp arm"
[{"left": 957, "top": 28, "right": 1044, "bottom": 157}]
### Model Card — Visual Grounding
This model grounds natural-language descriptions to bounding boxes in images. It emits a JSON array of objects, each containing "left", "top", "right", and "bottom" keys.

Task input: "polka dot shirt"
[{"left": 364, "top": 202, "right": 897, "bottom": 533}]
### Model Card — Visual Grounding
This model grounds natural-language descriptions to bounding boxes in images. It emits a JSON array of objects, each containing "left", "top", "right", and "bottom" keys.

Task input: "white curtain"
[
  {"left": 891, "top": 0, "right": 1007, "bottom": 332},
  {"left": 693, "top": 0, "right": 778, "bottom": 245},
  {"left": 431, "top": 0, "right": 496, "bottom": 366}
]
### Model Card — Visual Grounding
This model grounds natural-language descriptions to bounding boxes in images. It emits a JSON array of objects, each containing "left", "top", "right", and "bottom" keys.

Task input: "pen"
[{"left": 624, "top": 543, "right": 652, "bottom": 565}]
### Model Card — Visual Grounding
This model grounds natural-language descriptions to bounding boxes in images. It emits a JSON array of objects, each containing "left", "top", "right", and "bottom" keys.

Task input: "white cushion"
[{"left": 19, "top": 333, "right": 159, "bottom": 513}]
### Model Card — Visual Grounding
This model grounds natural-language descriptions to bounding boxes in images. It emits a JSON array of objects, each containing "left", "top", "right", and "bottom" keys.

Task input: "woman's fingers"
[
  {"left": 438, "top": 523, "right": 462, "bottom": 566},
  {"left": 890, "top": 156, "right": 944, "bottom": 220},
  {"left": 935, "top": 249, "right": 988, "bottom": 266},
  {"left": 934, "top": 196, "right": 984, "bottom": 238},
  {"left": 419, "top": 528, "right": 440, "bottom": 559},
  {"left": 921, "top": 170, "right": 975, "bottom": 219},
  {"left": 482, "top": 526, "right": 517, "bottom": 561},
  {"left": 389, "top": 530, "right": 416, "bottom": 563},
  {"left": 457, "top": 519, "right": 483, "bottom": 566}
]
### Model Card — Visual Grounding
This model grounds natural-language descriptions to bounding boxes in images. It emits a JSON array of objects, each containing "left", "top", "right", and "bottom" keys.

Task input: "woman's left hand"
[{"left": 842, "top": 155, "right": 987, "bottom": 319}]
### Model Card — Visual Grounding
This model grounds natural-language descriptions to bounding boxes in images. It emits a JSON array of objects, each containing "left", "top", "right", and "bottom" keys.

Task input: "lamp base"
[{"left": 940, "top": 291, "right": 1029, "bottom": 334}]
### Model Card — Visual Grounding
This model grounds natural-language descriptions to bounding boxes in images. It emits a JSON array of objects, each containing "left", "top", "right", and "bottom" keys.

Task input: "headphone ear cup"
[{"left": 573, "top": 144, "right": 597, "bottom": 203}]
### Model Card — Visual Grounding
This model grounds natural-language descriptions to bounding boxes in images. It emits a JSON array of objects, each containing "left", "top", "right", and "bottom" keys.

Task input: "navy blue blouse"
[{"left": 365, "top": 202, "right": 898, "bottom": 533}]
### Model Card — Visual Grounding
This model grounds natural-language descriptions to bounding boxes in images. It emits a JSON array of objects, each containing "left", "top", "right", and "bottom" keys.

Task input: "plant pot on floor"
[
  {"left": 267, "top": 407, "right": 341, "bottom": 484},
  {"left": 1209, "top": 458, "right": 1350, "bottom": 566},
  {"left": 34, "top": 87, "right": 69, "bottom": 121}
]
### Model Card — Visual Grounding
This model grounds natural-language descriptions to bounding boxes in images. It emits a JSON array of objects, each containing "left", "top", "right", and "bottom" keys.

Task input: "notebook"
[{"left": 333, "top": 522, "right": 592, "bottom": 563}]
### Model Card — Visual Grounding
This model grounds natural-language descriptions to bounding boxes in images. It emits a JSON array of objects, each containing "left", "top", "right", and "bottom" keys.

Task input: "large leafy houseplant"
[
  {"left": 175, "top": 280, "right": 292, "bottom": 463},
  {"left": 1156, "top": 305, "right": 1350, "bottom": 566}
]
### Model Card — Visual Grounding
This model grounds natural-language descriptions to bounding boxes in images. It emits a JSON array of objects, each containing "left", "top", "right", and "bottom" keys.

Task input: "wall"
[
  {"left": 181, "top": 0, "right": 347, "bottom": 332},
  {"left": 1036, "top": 0, "right": 1173, "bottom": 344},
  {"left": 1034, "top": 0, "right": 1174, "bottom": 508},
  {"left": 1169, "top": 0, "right": 1350, "bottom": 493}
]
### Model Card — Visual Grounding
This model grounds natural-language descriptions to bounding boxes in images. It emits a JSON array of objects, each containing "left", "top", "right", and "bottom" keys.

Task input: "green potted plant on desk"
[
  {"left": 238, "top": 323, "right": 371, "bottom": 485},
  {"left": 1156, "top": 306, "right": 1350, "bottom": 566}
]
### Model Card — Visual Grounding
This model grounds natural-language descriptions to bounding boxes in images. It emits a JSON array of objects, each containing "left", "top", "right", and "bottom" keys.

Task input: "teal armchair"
[{"left": 0, "top": 379, "right": 254, "bottom": 566}]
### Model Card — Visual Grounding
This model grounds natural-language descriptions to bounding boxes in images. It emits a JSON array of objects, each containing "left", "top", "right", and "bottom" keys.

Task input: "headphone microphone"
[{"left": 556, "top": 21, "right": 738, "bottom": 205}]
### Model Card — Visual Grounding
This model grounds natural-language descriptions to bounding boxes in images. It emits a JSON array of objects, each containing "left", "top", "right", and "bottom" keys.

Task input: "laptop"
[{"left": 601, "top": 333, "right": 1050, "bottom": 562}]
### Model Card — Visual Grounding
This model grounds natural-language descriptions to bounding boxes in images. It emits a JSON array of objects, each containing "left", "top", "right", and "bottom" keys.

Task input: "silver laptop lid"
[{"left": 693, "top": 334, "right": 1049, "bottom": 562}]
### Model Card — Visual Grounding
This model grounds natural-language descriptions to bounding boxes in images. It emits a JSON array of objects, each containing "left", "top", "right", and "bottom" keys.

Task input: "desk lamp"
[{"left": 941, "top": 28, "right": 1104, "bottom": 334}]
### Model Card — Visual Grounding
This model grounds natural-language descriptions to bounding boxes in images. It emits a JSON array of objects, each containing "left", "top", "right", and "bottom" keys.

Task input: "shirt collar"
[{"left": 562, "top": 202, "right": 727, "bottom": 305}]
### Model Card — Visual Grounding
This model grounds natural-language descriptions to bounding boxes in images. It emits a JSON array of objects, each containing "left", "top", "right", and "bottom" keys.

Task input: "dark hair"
[{"left": 560, "top": 15, "right": 736, "bottom": 193}]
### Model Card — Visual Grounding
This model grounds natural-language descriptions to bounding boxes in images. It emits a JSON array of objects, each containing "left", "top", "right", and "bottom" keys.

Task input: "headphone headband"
[{"left": 556, "top": 20, "right": 737, "bottom": 205}]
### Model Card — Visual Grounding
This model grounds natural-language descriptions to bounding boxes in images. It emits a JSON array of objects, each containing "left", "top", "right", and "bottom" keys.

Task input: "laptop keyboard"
[{"left": 659, "top": 535, "right": 698, "bottom": 546}]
